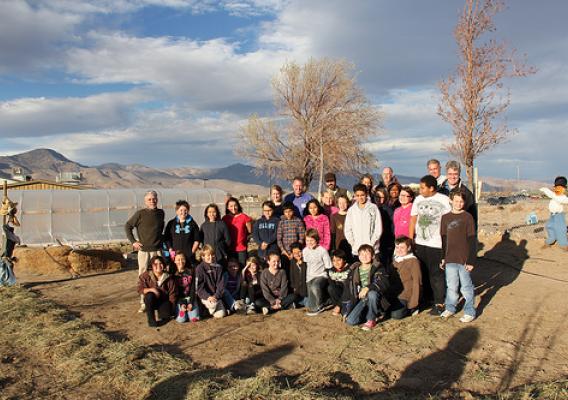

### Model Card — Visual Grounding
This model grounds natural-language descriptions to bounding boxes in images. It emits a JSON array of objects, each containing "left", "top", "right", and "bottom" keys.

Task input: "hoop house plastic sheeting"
[{"left": 9, "top": 188, "right": 227, "bottom": 245}]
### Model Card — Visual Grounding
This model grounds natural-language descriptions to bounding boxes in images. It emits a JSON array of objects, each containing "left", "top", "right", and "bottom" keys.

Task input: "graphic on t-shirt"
[{"left": 417, "top": 200, "right": 446, "bottom": 241}]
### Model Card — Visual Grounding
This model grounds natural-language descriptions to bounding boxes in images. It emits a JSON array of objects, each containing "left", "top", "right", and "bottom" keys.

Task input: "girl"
[
  {"left": 137, "top": 255, "right": 176, "bottom": 327},
  {"left": 360, "top": 173, "right": 376, "bottom": 204},
  {"left": 387, "top": 182, "right": 402, "bottom": 211},
  {"left": 330, "top": 195, "right": 352, "bottom": 256},
  {"left": 240, "top": 256, "right": 265, "bottom": 314},
  {"left": 440, "top": 190, "right": 477, "bottom": 323},
  {"left": 195, "top": 245, "right": 227, "bottom": 319},
  {"left": 164, "top": 200, "right": 200, "bottom": 267},
  {"left": 223, "top": 259, "right": 244, "bottom": 313},
  {"left": 199, "top": 203, "right": 231, "bottom": 266},
  {"left": 321, "top": 191, "right": 339, "bottom": 217},
  {"left": 393, "top": 186, "right": 415, "bottom": 238},
  {"left": 173, "top": 252, "right": 200, "bottom": 323},
  {"left": 222, "top": 197, "right": 252, "bottom": 267},
  {"left": 390, "top": 236, "right": 422, "bottom": 320},
  {"left": 271, "top": 185, "right": 284, "bottom": 219},
  {"left": 303, "top": 199, "right": 331, "bottom": 251}
]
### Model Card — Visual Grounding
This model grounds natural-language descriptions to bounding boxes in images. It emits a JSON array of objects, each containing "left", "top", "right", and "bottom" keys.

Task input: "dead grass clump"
[{"left": 68, "top": 249, "right": 124, "bottom": 274}]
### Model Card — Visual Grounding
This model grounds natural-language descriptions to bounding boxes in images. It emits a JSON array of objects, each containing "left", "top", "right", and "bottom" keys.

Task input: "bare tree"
[
  {"left": 238, "top": 58, "right": 382, "bottom": 191},
  {"left": 438, "top": 0, "right": 535, "bottom": 189}
]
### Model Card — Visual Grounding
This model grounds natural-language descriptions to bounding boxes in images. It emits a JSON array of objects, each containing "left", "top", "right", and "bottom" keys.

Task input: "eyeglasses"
[
  {"left": 263, "top": 209, "right": 273, "bottom": 212},
  {"left": 399, "top": 194, "right": 411, "bottom": 198}
]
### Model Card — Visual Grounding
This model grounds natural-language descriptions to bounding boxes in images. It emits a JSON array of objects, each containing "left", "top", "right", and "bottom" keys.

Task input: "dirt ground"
[{"left": 12, "top": 200, "right": 568, "bottom": 397}]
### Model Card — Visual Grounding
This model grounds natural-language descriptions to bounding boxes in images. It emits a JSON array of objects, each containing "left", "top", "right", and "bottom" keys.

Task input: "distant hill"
[{"left": 0, "top": 148, "right": 545, "bottom": 194}]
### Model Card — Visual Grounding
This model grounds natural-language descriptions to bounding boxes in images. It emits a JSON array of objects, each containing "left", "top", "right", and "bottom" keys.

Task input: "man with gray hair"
[
  {"left": 125, "top": 190, "right": 165, "bottom": 312},
  {"left": 439, "top": 161, "right": 477, "bottom": 226},
  {"left": 427, "top": 159, "right": 446, "bottom": 188}
]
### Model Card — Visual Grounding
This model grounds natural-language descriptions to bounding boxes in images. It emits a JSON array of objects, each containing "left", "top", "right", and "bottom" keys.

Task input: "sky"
[{"left": 0, "top": 0, "right": 566, "bottom": 181}]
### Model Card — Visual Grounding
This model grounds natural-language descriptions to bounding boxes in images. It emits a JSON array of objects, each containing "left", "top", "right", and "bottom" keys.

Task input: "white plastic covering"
[{"left": 9, "top": 188, "right": 227, "bottom": 246}]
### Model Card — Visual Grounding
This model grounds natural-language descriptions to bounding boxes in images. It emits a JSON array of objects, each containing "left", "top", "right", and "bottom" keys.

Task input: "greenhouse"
[{"left": 8, "top": 188, "right": 227, "bottom": 246}]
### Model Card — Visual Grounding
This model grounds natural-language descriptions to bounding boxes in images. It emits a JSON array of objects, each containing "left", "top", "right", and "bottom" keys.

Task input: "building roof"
[{"left": 4, "top": 179, "right": 92, "bottom": 190}]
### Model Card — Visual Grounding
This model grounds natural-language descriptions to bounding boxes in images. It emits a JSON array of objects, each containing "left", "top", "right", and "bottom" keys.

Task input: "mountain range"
[{"left": 0, "top": 148, "right": 545, "bottom": 193}]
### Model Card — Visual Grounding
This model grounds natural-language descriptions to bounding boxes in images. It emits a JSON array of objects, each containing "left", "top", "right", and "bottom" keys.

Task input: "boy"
[
  {"left": 222, "top": 259, "right": 244, "bottom": 313},
  {"left": 344, "top": 183, "right": 382, "bottom": 259},
  {"left": 303, "top": 229, "right": 332, "bottom": 316},
  {"left": 345, "top": 244, "right": 390, "bottom": 331},
  {"left": 289, "top": 242, "right": 308, "bottom": 307},
  {"left": 277, "top": 201, "right": 306, "bottom": 260},
  {"left": 327, "top": 249, "right": 351, "bottom": 317},
  {"left": 390, "top": 236, "right": 422, "bottom": 320},
  {"left": 259, "top": 252, "right": 295, "bottom": 314},
  {"left": 540, "top": 176, "right": 568, "bottom": 250},
  {"left": 440, "top": 190, "right": 477, "bottom": 322},
  {"left": 409, "top": 175, "right": 451, "bottom": 316},
  {"left": 195, "top": 245, "right": 227, "bottom": 319},
  {"left": 253, "top": 200, "right": 280, "bottom": 260}
]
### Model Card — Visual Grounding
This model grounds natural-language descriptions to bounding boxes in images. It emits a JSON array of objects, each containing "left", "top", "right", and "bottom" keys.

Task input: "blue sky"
[{"left": 1, "top": 0, "right": 566, "bottom": 181}]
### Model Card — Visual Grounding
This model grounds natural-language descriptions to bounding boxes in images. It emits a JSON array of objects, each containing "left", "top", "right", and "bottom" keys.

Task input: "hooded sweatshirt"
[{"left": 344, "top": 201, "right": 383, "bottom": 255}]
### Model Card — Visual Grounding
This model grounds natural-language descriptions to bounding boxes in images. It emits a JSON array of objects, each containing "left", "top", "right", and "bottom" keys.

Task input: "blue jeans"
[
  {"left": 346, "top": 290, "right": 381, "bottom": 326},
  {"left": 546, "top": 212, "right": 568, "bottom": 246},
  {"left": 444, "top": 263, "right": 476, "bottom": 317},
  {"left": 307, "top": 277, "right": 328, "bottom": 310},
  {"left": 222, "top": 290, "right": 241, "bottom": 311}
]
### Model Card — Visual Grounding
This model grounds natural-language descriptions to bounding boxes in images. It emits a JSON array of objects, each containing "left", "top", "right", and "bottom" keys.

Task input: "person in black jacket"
[
  {"left": 253, "top": 201, "right": 280, "bottom": 261},
  {"left": 288, "top": 242, "right": 307, "bottom": 307},
  {"left": 345, "top": 244, "right": 390, "bottom": 331},
  {"left": 164, "top": 200, "right": 200, "bottom": 267},
  {"left": 199, "top": 203, "right": 231, "bottom": 266}
]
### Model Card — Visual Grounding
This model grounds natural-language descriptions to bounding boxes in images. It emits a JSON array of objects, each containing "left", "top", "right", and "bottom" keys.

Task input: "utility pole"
[{"left": 2, "top": 180, "right": 7, "bottom": 225}]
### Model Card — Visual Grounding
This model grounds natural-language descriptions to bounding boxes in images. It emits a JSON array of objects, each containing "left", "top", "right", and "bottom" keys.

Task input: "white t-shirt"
[
  {"left": 302, "top": 245, "right": 332, "bottom": 282},
  {"left": 411, "top": 193, "right": 451, "bottom": 248}
]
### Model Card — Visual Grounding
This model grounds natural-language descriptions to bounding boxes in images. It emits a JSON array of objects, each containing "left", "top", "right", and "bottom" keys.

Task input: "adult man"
[
  {"left": 427, "top": 159, "right": 446, "bottom": 188},
  {"left": 438, "top": 160, "right": 478, "bottom": 226},
  {"left": 324, "top": 172, "right": 352, "bottom": 201},
  {"left": 376, "top": 167, "right": 399, "bottom": 189},
  {"left": 283, "top": 176, "right": 314, "bottom": 217},
  {"left": 125, "top": 190, "right": 165, "bottom": 312}
]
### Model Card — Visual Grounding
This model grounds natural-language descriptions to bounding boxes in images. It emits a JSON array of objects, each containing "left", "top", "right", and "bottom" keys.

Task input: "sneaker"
[
  {"left": 178, "top": 309, "right": 186, "bottom": 319},
  {"left": 410, "top": 308, "right": 420, "bottom": 317},
  {"left": 262, "top": 307, "right": 270, "bottom": 315},
  {"left": 246, "top": 305, "right": 257, "bottom": 315},
  {"left": 234, "top": 300, "right": 245, "bottom": 312},
  {"left": 440, "top": 310, "right": 455, "bottom": 319},
  {"left": 305, "top": 306, "right": 324, "bottom": 317},
  {"left": 429, "top": 305, "right": 444, "bottom": 316},
  {"left": 460, "top": 314, "right": 475, "bottom": 323},
  {"left": 361, "top": 320, "right": 377, "bottom": 331},
  {"left": 190, "top": 317, "right": 200, "bottom": 323},
  {"left": 138, "top": 304, "right": 146, "bottom": 313}
]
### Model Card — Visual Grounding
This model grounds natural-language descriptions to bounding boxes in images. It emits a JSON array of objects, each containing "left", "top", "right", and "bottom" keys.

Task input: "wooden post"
[{"left": 2, "top": 180, "right": 7, "bottom": 225}]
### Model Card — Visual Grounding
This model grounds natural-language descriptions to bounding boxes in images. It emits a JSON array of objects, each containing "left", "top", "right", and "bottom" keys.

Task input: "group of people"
[{"left": 126, "top": 159, "right": 481, "bottom": 329}]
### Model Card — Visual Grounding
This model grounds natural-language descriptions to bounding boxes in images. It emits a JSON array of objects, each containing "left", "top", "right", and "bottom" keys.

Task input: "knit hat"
[
  {"left": 554, "top": 176, "right": 567, "bottom": 188},
  {"left": 324, "top": 172, "right": 336, "bottom": 181}
]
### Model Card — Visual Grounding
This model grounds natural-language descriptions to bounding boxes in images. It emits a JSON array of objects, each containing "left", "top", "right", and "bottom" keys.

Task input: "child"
[
  {"left": 344, "top": 183, "right": 383, "bottom": 259},
  {"left": 390, "top": 236, "right": 422, "bottom": 320},
  {"left": 259, "top": 252, "right": 295, "bottom": 314},
  {"left": 440, "top": 190, "right": 477, "bottom": 323},
  {"left": 540, "top": 176, "right": 568, "bottom": 250},
  {"left": 277, "top": 202, "right": 306, "bottom": 260},
  {"left": 289, "top": 242, "right": 308, "bottom": 307},
  {"left": 330, "top": 195, "right": 352, "bottom": 256},
  {"left": 327, "top": 249, "right": 351, "bottom": 317},
  {"left": 138, "top": 255, "right": 177, "bottom": 327},
  {"left": 345, "top": 245, "right": 390, "bottom": 331},
  {"left": 321, "top": 191, "right": 339, "bottom": 217},
  {"left": 195, "top": 245, "right": 227, "bottom": 319},
  {"left": 304, "top": 199, "right": 331, "bottom": 251},
  {"left": 200, "top": 203, "right": 231, "bottom": 266},
  {"left": 303, "top": 229, "right": 332, "bottom": 316},
  {"left": 164, "top": 200, "right": 200, "bottom": 266},
  {"left": 222, "top": 197, "right": 252, "bottom": 267},
  {"left": 409, "top": 175, "right": 451, "bottom": 316},
  {"left": 222, "top": 259, "right": 244, "bottom": 313},
  {"left": 173, "top": 252, "right": 200, "bottom": 323},
  {"left": 240, "top": 257, "right": 264, "bottom": 314},
  {"left": 393, "top": 186, "right": 415, "bottom": 238},
  {"left": 253, "top": 201, "right": 280, "bottom": 260}
]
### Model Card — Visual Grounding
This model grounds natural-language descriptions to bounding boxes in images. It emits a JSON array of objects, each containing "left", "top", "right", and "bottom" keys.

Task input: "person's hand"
[
  {"left": 465, "top": 264, "right": 474, "bottom": 272},
  {"left": 261, "top": 242, "right": 268, "bottom": 250},
  {"left": 207, "top": 296, "right": 217, "bottom": 303},
  {"left": 358, "top": 287, "right": 369, "bottom": 299},
  {"left": 146, "top": 288, "right": 159, "bottom": 296},
  {"left": 133, "top": 242, "right": 143, "bottom": 251},
  {"left": 440, "top": 259, "right": 446, "bottom": 270},
  {"left": 286, "top": 252, "right": 292, "bottom": 259}
]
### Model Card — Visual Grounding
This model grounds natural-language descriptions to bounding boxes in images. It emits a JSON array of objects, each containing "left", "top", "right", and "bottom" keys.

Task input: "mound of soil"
[{"left": 14, "top": 246, "right": 125, "bottom": 278}]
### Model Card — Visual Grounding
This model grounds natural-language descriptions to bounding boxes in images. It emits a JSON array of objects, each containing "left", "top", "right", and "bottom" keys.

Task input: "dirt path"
[{"left": 19, "top": 233, "right": 568, "bottom": 396}]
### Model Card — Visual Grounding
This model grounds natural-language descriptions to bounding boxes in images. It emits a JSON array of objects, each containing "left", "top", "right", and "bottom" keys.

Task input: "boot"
[{"left": 146, "top": 309, "right": 157, "bottom": 327}]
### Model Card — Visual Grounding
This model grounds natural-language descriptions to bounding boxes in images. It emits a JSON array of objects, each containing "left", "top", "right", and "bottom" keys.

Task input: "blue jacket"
[{"left": 253, "top": 216, "right": 280, "bottom": 258}]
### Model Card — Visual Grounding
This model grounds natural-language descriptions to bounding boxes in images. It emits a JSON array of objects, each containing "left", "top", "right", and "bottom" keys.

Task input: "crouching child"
[
  {"left": 222, "top": 258, "right": 244, "bottom": 313},
  {"left": 240, "top": 257, "right": 264, "bottom": 314},
  {"left": 173, "top": 252, "right": 200, "bottom": 323},
  {"left": 195, "top": 245, "right": 227, "bottom": 319},
  {"left": 390, "top": 236, "right": 422, "bottom": 319},
  {"left": 345, "top": 244, "right": 390, "bottom": 331},
  {"left": 138, "top": 255, "right": 177, "bottom": 327},
  {"left": 259, "top": 252, "right": 295, "bottom": 315},
  {"left": 327, "top": 249, "right": 351, "bottom": 317},
  {"left": 289, "top": 242, "right": 308, "bottom": 307}
]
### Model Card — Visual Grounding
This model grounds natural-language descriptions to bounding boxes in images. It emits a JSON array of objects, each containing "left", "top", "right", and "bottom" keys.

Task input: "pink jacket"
[
  {"left": 304, "top": 214, "right": 331, "bottom": 250},
  {"left": 393, "top": 204, "right": 412, "bottom": 238}
]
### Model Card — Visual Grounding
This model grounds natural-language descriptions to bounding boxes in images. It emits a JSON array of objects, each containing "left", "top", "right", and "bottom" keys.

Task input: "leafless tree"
[
  {"left": 438, "top": 0, "right": 535, "bottom": 189},
  {"left": 238, "top": 58, "right": 382, "bottom": 191}
]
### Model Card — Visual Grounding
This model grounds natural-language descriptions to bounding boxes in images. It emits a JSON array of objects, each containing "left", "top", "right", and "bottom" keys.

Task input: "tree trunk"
[
  {"left": 465, "top": 162, "right": 474, "bottom": 193},
  {"left": 317, "top": 136, "right": 324, "bottom": 199}
]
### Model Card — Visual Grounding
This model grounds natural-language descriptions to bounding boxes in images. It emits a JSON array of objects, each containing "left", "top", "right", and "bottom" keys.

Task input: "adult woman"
[
  {"left": 222, "top": 197, "right": 252, "bottom": 266},
  {"left": 200, "top": 203, "right": 231, "bottom": 266},
  {"left": 271, "top": 185, "right": 284, "bottom": 218}
]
